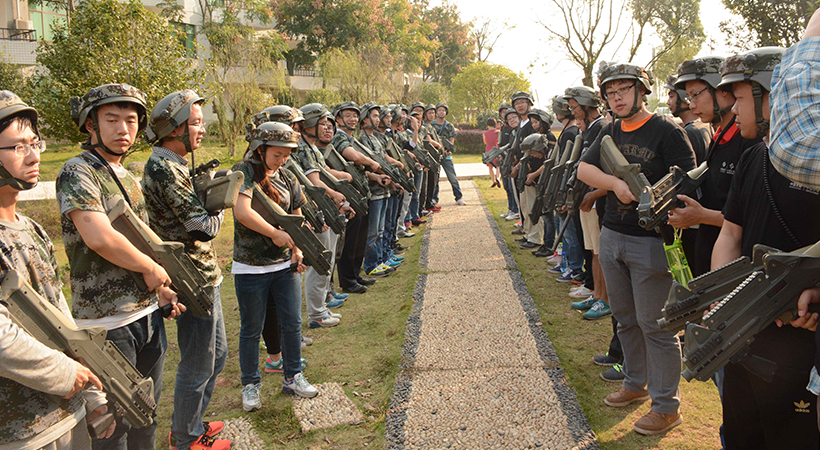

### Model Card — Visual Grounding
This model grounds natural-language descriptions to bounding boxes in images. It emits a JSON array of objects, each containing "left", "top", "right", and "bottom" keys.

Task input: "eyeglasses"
[
  {"left": 604, "top": 83, "right": 636, "bottom": 100},
  {"left": 0, "top": 141, "right": 46, "bottom": 157},
  {"left": 685, "top": 87, "right": 709, "bottom": 103}
]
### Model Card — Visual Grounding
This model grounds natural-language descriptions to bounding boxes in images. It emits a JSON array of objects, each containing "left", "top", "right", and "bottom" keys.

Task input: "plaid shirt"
[
  {"left": 769, "top": 36, "right": 820, "bottom": 190},
  {"left": 807, "top": 366, "right": 820, "bottom": 396}
]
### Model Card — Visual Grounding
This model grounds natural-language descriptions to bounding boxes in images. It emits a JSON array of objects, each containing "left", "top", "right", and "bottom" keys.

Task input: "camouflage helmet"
[
  {"left": 504, "top": 108, "right": 520, "bottom": 120},
  {"left": 511, "top": 91, "right": 533, "bottom": 105},
  {"left": 664, "top": 74, "right": 688, "bottom": 100},
  {"left": 410, "top": 101, "right": 425, "bottom": 112},
  {"left": 498, "top": 103, "right": 512, "bottom": 117},
  {"left": 252, "top": 105, "right": 304, "bottom": 128},
  {"left": 379, "top": 105, "right": 393, "bottom": 122},
  {"left": 145, "top": 89, "right": 204, "bottom": 143},
  {"left": 0, "top": 91, "right": 39, "bottom": 190},
  {"left": 551, "top": 95, "right": 571, "bottom": 117},
  {"left": 400, "top": 104, "right": 409, "bottom": 113},
  {"left": 333, "top": 101, "right": 359, "bottom": 118},
  {"left": 528, "top": 108, "right": 555, "bottom": 130},
  {"left": 520, "top": 133, "right": 549, "bottom": 154},
  {"left": 664, "top": 75, "right": 690, "bottom": 117},
  {"left": 599, "top": 63, "right": 653, "bottom": 95},
  {"left": 716, "top": 47, "right": 785, "bottom": 92},
  {"left": 70, "top": 83, "right": 148, "bottom": 134},
  {"left": 674, "top": 56, "right": 725, "bottom": 90},
  {"left": 424, "top": 103, "right": 436, "bottom": 113},
  {"left": 358, "top": 102, "right": 380, "bottom": 124},
  {"left": 563, "top": 86, "right": 601, "bottom": 108},
  {"left": 300, "top": 103, "right": 332, "bottom": 129},
  {"left": 245, "top": 121, "right": 300, "bottom": 154},
  {"left": 390, "top": 104, "right": 404, "bottom": 121},
  {"left": 436, "top": 102, "right": 449, "bottom": 114}
]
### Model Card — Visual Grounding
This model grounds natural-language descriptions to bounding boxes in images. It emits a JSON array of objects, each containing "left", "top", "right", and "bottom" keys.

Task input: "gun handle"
[{"left": 88, "top": 411, "right": 116, "bottom": 439}]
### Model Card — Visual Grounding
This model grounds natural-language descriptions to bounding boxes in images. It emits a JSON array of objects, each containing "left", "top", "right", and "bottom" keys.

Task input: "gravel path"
[{"left": 387, "top": 180, "right": 598, "bottom": 450}]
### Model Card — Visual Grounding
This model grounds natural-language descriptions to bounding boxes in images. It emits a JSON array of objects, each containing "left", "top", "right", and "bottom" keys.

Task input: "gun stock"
[
  {"left": 0, "top": 271, "right": 156, "bottom": 428},
  {"left": 483, "top": 145, "right": 506, "bottom": 166},
  {"left": 554, "top": 135, "right": 584, "bottom": 211},
  {"left": 191, "top": 160, "right": 244, "bottom": 213},
  {"left": 599, "top": 135, "right": 651, "bottom": 200},
  {"left": 529, "top": 141, "right": 561, "bottom": 223},
  {"left": 318, "top": 167, "right": 368, "bottom": 217},
  {"left": 285, "top": 161, "right": 346, "bottom": 235},
  {"left": 515, "top": 154, "right": 531, "bottom": 193},
  {"left": 107, "top": 200, "right": 214, "bottom": 318},
  {"left": 638, "top": 162, "right": 708, "bottom": 231},
  {"left": 419, "top": 143, "right": 440, "bottom": 171},
  {"left": 543, "top": 139, "right": 574, "bottom": 212},
  {"left": 250, "top": 183, "right": 332, "bottom": 275},
  {"left": 323, "top": 146, "right": 370, "bottom": 198},
  {"left": 352, "top": 138, "right": 415, "bottom": 192}
]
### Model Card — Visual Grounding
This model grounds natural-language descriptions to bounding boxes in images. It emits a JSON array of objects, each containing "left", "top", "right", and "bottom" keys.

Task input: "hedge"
[{"left": 454, "top": 129, "right": 486, "bottom": 154}]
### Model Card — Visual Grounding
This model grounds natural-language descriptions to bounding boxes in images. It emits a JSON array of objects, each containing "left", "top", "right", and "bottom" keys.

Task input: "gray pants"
[
  {"left": 305, "top": 229, "right": 339, "bottom": 320},
  {"left": 396, "top": 191, "right": 411, "bottom": 233},
  {"left": 599, "top": 226, "right": 681, "bottom": 415}
]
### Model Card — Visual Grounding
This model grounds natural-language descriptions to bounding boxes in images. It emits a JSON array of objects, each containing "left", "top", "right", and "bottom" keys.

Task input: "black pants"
[
  {"left": 424, "top": 166, "right": 439, "bottom": 209},
  {"left": 338, "top": 212, "right": 369, "bottom": 288},
  {"left": 608, "top": 317, "right": 624, "bottom": 363}
]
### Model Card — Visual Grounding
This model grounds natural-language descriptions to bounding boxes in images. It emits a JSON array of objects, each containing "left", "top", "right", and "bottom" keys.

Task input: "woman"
[
  {"left": 482, "top": 117, "right": 501, "bottom": 187},
  {"left": 232, "top": 121, "right": 319, "bottom": 413}
]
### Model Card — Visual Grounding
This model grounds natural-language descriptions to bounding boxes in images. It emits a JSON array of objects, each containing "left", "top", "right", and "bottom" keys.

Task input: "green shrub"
[
  {"left": 305, "top": 88, "right": 342, "bottom": 107},
  {"left": 454, "top": 129, "right": 485, "bottom": 154}
]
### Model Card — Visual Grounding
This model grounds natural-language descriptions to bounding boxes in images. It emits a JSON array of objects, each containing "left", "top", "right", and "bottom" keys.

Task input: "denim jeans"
[
  {"left": 363, "top": 197, "right": 387, "bottom": 273},
  {"left": 92, "top": 310, "right": 166, "bottom": 450},
  {"left": 558, "top": 215, "right": 584, "bottom": 271},
  {"left": 439, "top": 157, "right": 462, "bottom": 201},
  {"left": 502, "top": 176, "right": 518, "bottom": 213},
  {"left": 382, "top": 195, "right": 400, "bottom": 260},
  {"left": 235, "top": 269, "right": 303, "bottom": 383},
  {"left": 171, "top": 287, "right": 228, "bottom": 449},
  {"left": 406, "top": 172, "right": 423, "bottom": 222}
]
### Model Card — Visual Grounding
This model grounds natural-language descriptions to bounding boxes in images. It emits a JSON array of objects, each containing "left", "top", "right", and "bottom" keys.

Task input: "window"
[
  {"left": 172, "top": 22, "right": 196, "bottom": 58},
  {"left": 29, "top": 3, "right": 66, "bottom": 41}
]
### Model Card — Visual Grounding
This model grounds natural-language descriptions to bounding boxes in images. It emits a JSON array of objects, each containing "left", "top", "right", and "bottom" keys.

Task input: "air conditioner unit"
[{"left": 14, "top": 19, "right": 33, "bottom": 30}]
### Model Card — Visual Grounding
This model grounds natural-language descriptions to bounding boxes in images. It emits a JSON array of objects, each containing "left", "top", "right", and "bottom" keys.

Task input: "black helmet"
[
  {"left": 498, "top": 103, "right": 511, "bottom": 118},
  {"left": 718, "top": 47, "right": 785, "bottom": 137},
  {"left": 599, "top": 63, "right": 653, "bottom": 118},
  {"left": 675, "top": 56, "right": 728, "bottom": 125}
]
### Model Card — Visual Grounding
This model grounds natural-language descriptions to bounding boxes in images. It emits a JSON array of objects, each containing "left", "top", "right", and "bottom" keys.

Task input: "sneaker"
[
  {"left": 385, "top": 258, "right": 402, "bottom": 268},
  {"left": 600, "top": 364, "right": 625, "bottom": 382},
  {"left": 519, "top": 241, "right": 538, "bottom": 249},
  {"left": 327, "top": 298, "right": 344, "bottom": 308},
  {"left": 548, "top": 266, "right": 563, "bottom": 275},
  {"left": 170, "top": 432, "right": 231, "bottom": 450},
  {"left": 583, "top": 300, "right": 612, "bottom": 320},
  {"left": 242, "top": 383, "right": 262, "bottom": 412},
  {"left": 604, "top": 386, "right": 650, "bottom": 408},
  {"left": 569, "top": 286, "right": 593, "bottom": 298},
  {"left": 301, "top": 336, "right": 313, "bottom": 346},
  {"left": 547, "top": 254, "right": 562, "bottom": 266},
  {"left": 202, "top": 421, "right": 223, "bottom": 437},
  {"left": 592, "top": 353, "right": 619, "bottom": 366},
  {"left": 404, "top": 221, "right": 412, "bottom": 228},
  {"left": 571, "top": 270, "right": 586, "bottom": 283},
  {"left": 556, "top": 271, "right": 576, "bottom": 283},
  {"left": 514, "top": 237, "right": 527, "bottom": 243},
  {"left": 309, "top": 316, "right": 340, "bottom": 328},
  {"left": 421, "top": 210, "right": 431, "bottom": 216},
  {"left": 265, "top": 356, "right": 307, "bottom": 373},
  {"left": 632, "top": 411, "right": 683, "bottom": 435},
  {"left": 391, "top": 254, "right": 406, "bottom": 261},
  {"left": 366, "top": 265, "right": 392, "bottom": 277},
  {"left": 511, "top": 228, "right": 525, "bottom": 235},
  {"left": 505, "top": 212, "right": 520, "bottom": 221},
  {"left": 342, "top": 283, "right": 367, "bottom": 294},
  {"left": 532, "top": 245, "right": 551, "bottom": 257},
  {"left": 500, "top": 210, "right": 512, "bottom": 218},
  {"left": 282, "top": 373, "right": 319, "bottom": 398},
  {"left": 328, "top": 311, "right": 342, "bottom": 319},
  {"left": 456, "top": 199, "right": 467, "bottom": 205},
  {"left": 378, "top": 263, "right": 396, "bottom": 273},
  {"left": 571, "top": 295, "right": 597, "bottom": 311},
  {"left": 332, "top": 292, "right": 348, "bottom": 301},
  {"left": 412, "top": 218, "right": 427, "bottom": 225},
  {"left": 397, "top": 230, "right": 415, "bottom": 238},
  {"left": 429, "top": 206, "right": 442, "bottom": 212}
]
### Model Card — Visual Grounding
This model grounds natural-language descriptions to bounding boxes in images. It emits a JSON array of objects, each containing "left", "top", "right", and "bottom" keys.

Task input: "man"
[
  {"left": 664, "top": 75, "right": 712, "bottom": 164},
  {"left": 517, "top": 108, "right": 554, "bottom": 250},
  {"left": 141, "top": 90, "right": 230, "bottom": 450},
  {"left": 0, "top": 91, "right": 109, "bottom": 450},
  {"left": 390, "top": 105, "right": 421, "bottom": 238},
  {"left": 578, "top": 64, "right": 695, "bottom": 435},
  {"left": 711, "top": 47, "right": 820, "bottom": 450},
  {"left": 56, "top": 84, "right": 182, "bottom": 450},
  {"left": 431, "top": 102, "right": 465, "bottom": 205},
  {"left": 422, "top": 104, "right": 444, "bottom": 210}
]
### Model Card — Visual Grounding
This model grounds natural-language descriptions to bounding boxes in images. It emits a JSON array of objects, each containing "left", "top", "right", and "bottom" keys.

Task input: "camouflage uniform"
[
  {"left": 356, "top": 132, "right": 389, "bottom": 200},
  {"left": 293, "top": 139, "right": 325, "bottom": 175}
]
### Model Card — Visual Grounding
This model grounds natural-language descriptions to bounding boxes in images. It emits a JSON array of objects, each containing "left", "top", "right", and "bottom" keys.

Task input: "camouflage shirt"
[
  {"left": 431, "top": 120, "right": 456, "bottom": 141},
  {"left": 330, "top": 131, "right": 370, "bottom": 197},
  {"left": 357, "top": 132, "right": 389, "bottom": 199},
  {"left": 293, "top": 139, "right": 324, "bottom": 174},
  {"left": 141, "top": 148, "right": 222, "bottom": 285},
  {"left": 56, "top": 151, "right": 156, "bottom": 320},
  {"left": 232, "top": 161, "right": 306, "bottom": 267},
  {"left": 0, "top": 214, "right": 84, "bottom": 445}
]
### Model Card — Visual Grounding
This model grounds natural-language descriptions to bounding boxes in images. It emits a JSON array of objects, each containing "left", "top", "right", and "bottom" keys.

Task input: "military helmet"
[
  {"left": 245, "top": 121, "right": 300, "bottom": 154},
  {"left": 599, "top": 63, "right": 653, "bottom": 95},
  {"left": 358, "top": 102, "right": 380, "bottom": 124},
  {"left": 510, "top": 91, "right": 533, "bottom": 105},
  {"left": 564, "top": 86, "right": 601, "bottom": 108},
  {"left": 0, "top": 90, "right": 37, "bottom": 126},
  {"left": 333, "top": 101, "right": 359, "bottom": 118},
  {"left": 551, "top": 96, "right": 571, "bottom": 117},
  {"left": 145, "top": 90, "right": 204, "bottom": 143},
  {"left": 436, "top": 102, "right": 449, "bottom": 114},
  {"left": 504, "top": 108, "right": 520, "bottom": 120},
  {"left": 528, "top": 108, "right": 555, "bottom": 129},
  {"left": 379, "top": 105, "right": 392, "bottom": 121},
  {"left": 410, "top": 101, "right": 425, "bottom": 112},
  {"left": 300, "top": 103, "right": 333, "bottom": 129},
  {"left": 664, "top": 74, "right": 689, "bottom": 100},
  {"left": 390, "top": 104, "right": 404, "bottom": 122},
  {"left": 716, "top": 47, "right": 785, "bottom": 92},
  {"left": 400, "top": 104, "right": 409, "bottom": 113},
  {"left": 251, "top": 105, "right": 304, "bottom": 128},
  {"left": 674, "top": 56, "right": 725, "bottom": 90},
  {"left": 520, "top": 133, "right": 549, "bottom": 153},
  {"left": 70, "top": 83, "right": 148, "bottom": 134},
  {"left": 424, "top": 103, "right": 436, "bottom": 113},
  {"left": 498, "top": 103, "right": 511, "bottom": 117}
]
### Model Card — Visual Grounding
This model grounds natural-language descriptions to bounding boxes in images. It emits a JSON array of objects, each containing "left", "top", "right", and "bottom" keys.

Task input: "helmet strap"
[
  {"left": 0, "top": 163, "right": 36, "bottom": 190},
  {"left": 709, "top": 87, "right": 732, "bottom": 125},
  {"left": 752, "top": 83, "right": 769, "bottom": 138},
  {"left": 86, "top": 110, "right": 129, "bottom": 157}
]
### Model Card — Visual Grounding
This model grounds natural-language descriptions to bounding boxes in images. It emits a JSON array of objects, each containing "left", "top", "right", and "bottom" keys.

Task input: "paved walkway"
[{"left": 386, "top": 180, "right": 598, "bottom": 450}]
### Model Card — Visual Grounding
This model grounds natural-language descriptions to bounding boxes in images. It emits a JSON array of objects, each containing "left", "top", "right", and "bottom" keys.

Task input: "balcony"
[
  {"left": 292, "top": 66, "right": 317, "bottom": 77},
  {"left": 0, "top": 28, "right": 36, "bottom": 41}
]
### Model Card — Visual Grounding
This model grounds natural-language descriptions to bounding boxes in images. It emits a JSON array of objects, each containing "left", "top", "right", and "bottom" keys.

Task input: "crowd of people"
[{"left": 488, "top": 9, "right": 820, "bottom": 448}]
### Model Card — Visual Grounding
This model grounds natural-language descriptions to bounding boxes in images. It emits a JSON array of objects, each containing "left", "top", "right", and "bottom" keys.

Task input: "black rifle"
[
  {"left": 419, "top": 142, "right": 441, "bottom": 171},
  {"left": 681, "top": 241, "right": 820, "bottom": 382},
  {"left": 483, "top": 144, "right": 507, "bottom": 166},
  {"left": 323, "top": 144, "right": 370, "bottom": 198},
  {"left": 500, "top": 145, "right": 519, "bottom": 179},
  {"left": 599, "top": 135, "right": 651, "bottom": 200},
  {"left": 318, "top": 167, "right": 368, "bottom": 217},
  {"left": 250, "top": 183, "right": 332, "bottom": 275},
  {"left": 529, "top": 139, "right": 562, "bottom": 223},
  {"left": 190, "top": 159, "right": 244, "bottom": 213},
  {"left": 638, "top": 162, "right": 709, "bottom": 231},
  {"left": 443, "top": 138, "right": 455, "bottom": 154},
  {"left": 552, "top": 135, "right": 584, "bottom": 212},
  {"left": 551, "top": 169, "right": 592, "bottom": 253},
  {"left": 542, "top": 139, "right": 575, "bottom": 214},
  {"left": 515, "top": 154, "right": 531, "bottom": 193},
  {"left": 351, "top": 137, "right": 416, "bottom": 192},
  {"left": 284, "top": 160, "right": 346, "bottom": 235}
]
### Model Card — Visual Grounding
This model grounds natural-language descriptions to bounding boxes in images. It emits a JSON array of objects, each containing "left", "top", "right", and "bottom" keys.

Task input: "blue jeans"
[
  {"left": 439, "top": 157, "right": 462, "bottom": 201},
  {"left": 558, "top": 215, "right": 584, "bottom": 271},
  {"left": 93, "top": 310, "right": 166, "bottom": 450},
  {"left": 502, "top": 176, "right": 518, "bottom": 213},
  {"left": 235, "top": 269, "right": 303, "bottom": 383},
  {"left": 171, "top": 286, "right": 228, "bottom": 449},
  {"left": 406, "top": 172, "right": 423, "bottom": 222},
  {"left": 382, "top": 195, "right": 400, "bottom": 260},
  {"left": 363, "top": 197, "right": 387, "bottom": 273}
]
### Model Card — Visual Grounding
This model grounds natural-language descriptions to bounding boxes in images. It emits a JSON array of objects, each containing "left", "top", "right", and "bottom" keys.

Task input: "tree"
[
  {"left": 318, "top": 45, "right": 406, "bottom": 104},
  {"left": 0, "top": 56, "right": 26, "bottom": 96},
  {"left": 721, "top": 0, "right": 816, "bottom": 49},
  {"left": 626, "top": 0, "right": 705, "bottom": 70},
  {"left": 29, "top": 0, "right": 202, "bottom": 143},
  {"left": 472, "top": 19, "right": 503, "bottom": 62},
  {"left": 448, "top": 62, "right": 530, "bottom": 122},
  {"left": 421, "top": 1, "right": 476, "bottom": 85}
]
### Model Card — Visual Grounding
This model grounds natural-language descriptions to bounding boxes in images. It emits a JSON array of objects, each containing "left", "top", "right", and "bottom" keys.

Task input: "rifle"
[
  {"left": 295, "top": 190, "right": 326, "bottom": 234},
  {"left": 323, "top": 145, "right": 370, "bottom": 198},
  {"left": 638, "top": 162, "right": 709, "bottom": 231},
  {"left": 681, "top": 241, "right": 820, "bottom": 383},
  {"left": 542, "top": 139, "right": 575, "bottom": 214},
  {"left": 551, "top": 171, "right": 592, "bottom": 253},
  {"left": 482, "top": 145, "right": 507, "bottom": 166},
  {"left": 419, "top": 142, "right": 441, "bottom": 171},
  {"left": 351, "top": 138, "right": 416, "bottom": 192},
  {"left": 515, "top": 154, "right": 531, "bottom": 193},
  {"left": 250, "top": 183, "right": 332, "bottom": 275},
  {"left": 386, "top": 137, "right": 418, "bottom": 177},
  {"left": 284, "top": 161, "right": 346, "bottom": 235},
  {"left": 500, "top": 145, "right": 519, "bottom": 179},
  {"left": 443, "top": 138, "right": 455, "bottom": 154},
  {"left": 599, "top": 135, "right": 651, "bottom": 200},
  {"left": 552, "top": 135, "right": 584, "bottom": 212},
  {"left": 0, "top": 270, "right": 156, "bottom": 428},
  {"left": 318, "top": 167, "right": 368, "bottom": 217},
  {"left": 529, "top": 140, "right": 561, "bottom": 223},
  {"left": 107, "top": 199, "right": 214, "bottom": 318},
  {"left": 190, "top": 159, "right": 244, "bottom": 213}
]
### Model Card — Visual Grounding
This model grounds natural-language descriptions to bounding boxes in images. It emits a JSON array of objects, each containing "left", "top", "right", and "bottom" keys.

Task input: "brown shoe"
[
  {"left": 632, "top": 410, "right": 682, "bottom": 435},
  {"left": 603, "top": 386, "right": 650, "bottom": 407}
]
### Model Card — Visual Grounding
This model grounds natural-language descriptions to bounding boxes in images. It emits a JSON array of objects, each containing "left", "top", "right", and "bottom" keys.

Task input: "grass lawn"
[{"left": 474, "top": 176, "right": 723, "bottom": 450}]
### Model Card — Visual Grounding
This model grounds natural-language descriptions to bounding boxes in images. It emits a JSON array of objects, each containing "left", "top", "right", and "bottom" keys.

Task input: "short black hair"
[
  {"left": 0, "top": 114, "right": 36, "bottom": 138},
  {"left": 486, "top": 118, "right": 496, "bottom": 127}
]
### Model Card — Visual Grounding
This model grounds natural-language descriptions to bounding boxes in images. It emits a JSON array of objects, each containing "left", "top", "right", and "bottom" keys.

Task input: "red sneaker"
[
  {"left": 430, "top": 206, "right": 442, "bottom": 212},
  {"left": 203, "top": 421, "right": 223, "bottom": 437},
  {"left": 169, "top": 423, "right": 225, "bottom": 450},
  {"left": 170, "top": 432, "right": 231, "bottom": 450},
  {"left": 404, "top": 221, "right": 412, "bottom": 228}
]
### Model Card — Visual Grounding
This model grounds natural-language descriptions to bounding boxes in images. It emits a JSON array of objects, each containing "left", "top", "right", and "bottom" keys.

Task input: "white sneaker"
[
  {"left": 547, "top": 254, "right": 562, "bottom": 266},
  {"left": 242, "top": 383, "right": 262, "bottom": 411},
  {"left": 500, "top": 210, "right": 512, "bottom": 218},
  {"left": 506, "top": 212, "right": 520, "bottom": 221},
  {"left": 456, "top": 199, "right": 467, "bottom": 205},
  {"left": 328, "top": 311, "right": 342, "bottom": 319},
  {"left": 282, "top": 372, "right": 319, "bottom": 398},
  {"left": 569, "top": 286, "right": 593, "bottom": 298}
]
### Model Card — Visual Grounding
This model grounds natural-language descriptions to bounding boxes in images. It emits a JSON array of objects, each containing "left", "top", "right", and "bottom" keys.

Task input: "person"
[
  {"left": 391, "top": 105, "right": 420, "bottom": 238},
  {"left": 422, "top": 104, "right": 444, "bottom": 211},
  {"left": 578, "top": 63, "right": 696, "bottom": 435},
  {"left": 710, "top": 47, "right": 820, "bottom": 450},
  {"left": 516, "top": 108, "right": 555, "bottom": 250},
  {"left": 664, "top": 74, "right": 712, "bottom": 164},
  {"left": 232, "top": 121, "right": 320, "bottom": 413},
  {"left": 483, "top": 117, "right": 500, "bottom": 187},
  {"left": 498, "top": 106, "right": 520, "bottom": 221},
  {"left": 431, "top": 102, "right": 465, "bottom": 205},
  {"left": 140, "top": 90, "right": 230, "bottom": 450},
  {"left": 56, "top": 84, "right": 183, "bottom": 450},
  {"left": 0, "top": 91, "right": 109, "bottom": 450}
]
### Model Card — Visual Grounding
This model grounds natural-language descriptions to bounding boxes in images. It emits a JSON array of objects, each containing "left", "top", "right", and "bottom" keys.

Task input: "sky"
[{"left": 445, "top": 0, "right": 741, "bottom": 109}]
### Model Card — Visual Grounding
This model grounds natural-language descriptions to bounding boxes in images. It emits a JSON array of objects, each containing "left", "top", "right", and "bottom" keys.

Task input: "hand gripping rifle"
[
  {"left": 190, "top": 159, "right": 244, "bottom": 214},
  {"left": 418, "top": 142, "right": 441, "bottom": 171},
  {"left": 681, "top": 241, "right": 820, "bottom": 382},
  {"left": 318, "top": 166, "right": 368, "bottom": 217},
  {"left": 284, "top": 161, "right": 346, "bottom": 235},
  {"left": 250, "top": 183, "right": 332, "bottom": 275},
  {"left": 107, "top": 199, "right": 214, "bottom": 318},
  {"left": 323, "top": 145, "right": 370, "bottom": 198},
  {"left": 351, "top": 138, "right": 416, "bottom": 192},
  {"left": 0, "top": 270, "right": 156, "bottom": 428},
  {"left": 482, "top": 144, "right": 507, "bottom": 166},
  {"left": 529, "top": 140, "right": 562, "bottom": 223},
  {"left": 542, "top": 138, "right": 575, "bottom": 215},
  {"left": 552, "top": 135, "right": 585, "bottom": 212},
  {"left": 599, "top": 135, "right": 651, "bottom": 200},
  {"left": 386, "top": 137, "right": 419, "bottom": 177},
  {"left": 637, "top": 162, "right": 709, "bottom": 231}
]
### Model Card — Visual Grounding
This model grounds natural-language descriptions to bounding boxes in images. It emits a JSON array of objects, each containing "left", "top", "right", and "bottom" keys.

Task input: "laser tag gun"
[
  {"left": 323, "top": 144, "right": 370, "bottom": 198},
  {"left": 107, "top": 199, "right": 213, "bottom": 318},
  {"left": 386, "top": 137, "right": 418, "bottom": 177},
  {"left": 318, "top": 166, "right": 368, "bottom": 217},
  {"left": 0, "top": 270, "right": 156, "bottom": 428},
  {"left": 681, "top": 241, "right": 820, "bottom": 382},
  {"left": 515, "top": 154, "right": 531, "bottom": 193},
  {"left": 599, "top": 135, "right": 651, "bottom": 200},
  {"left": 500, "top": 144, "right": 519, "bottom": 179},
  {"left": 190, "top": 159, "right": 244, "bottom": 214},
  {"left": 542, "top": 139, "right": 575, "bottom": 213},
  {"left": 250, "top": 183, "right": 332, "bottom": 275},
  {"left": 284, "top": 161, "right": 346, "bottom": 235},
  {"left": 551, "top": 170, "right": 592, "bottom": 253},
  {"left": 402, "top": 148, "right": 420, "bottom": 176},
  {"left": 443, "top": 138, "right": 455, "bottom": 154},
  {"left": 351, "top": 138, "right": 416, "bottom": 193},
  {"left": 296, "top": 191, "right": 326, "bottom": 233},
  {"left": 529, "top": 140, "right": 561, "bottom": 223},
  {"left": 637, "top": 162, "right": 709, "bottom": 231},
  {"left": 552, "top": 135, "right": 585, "bottom": 212},
  {"left": 656, "top": 245, "right": 779, "bottom": 333},
  {"left": 482, "top": 144, "right": 507, "bottom": 166},
  {"left": 418, "top": 142, "right": 440, "bottom": 171}
]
